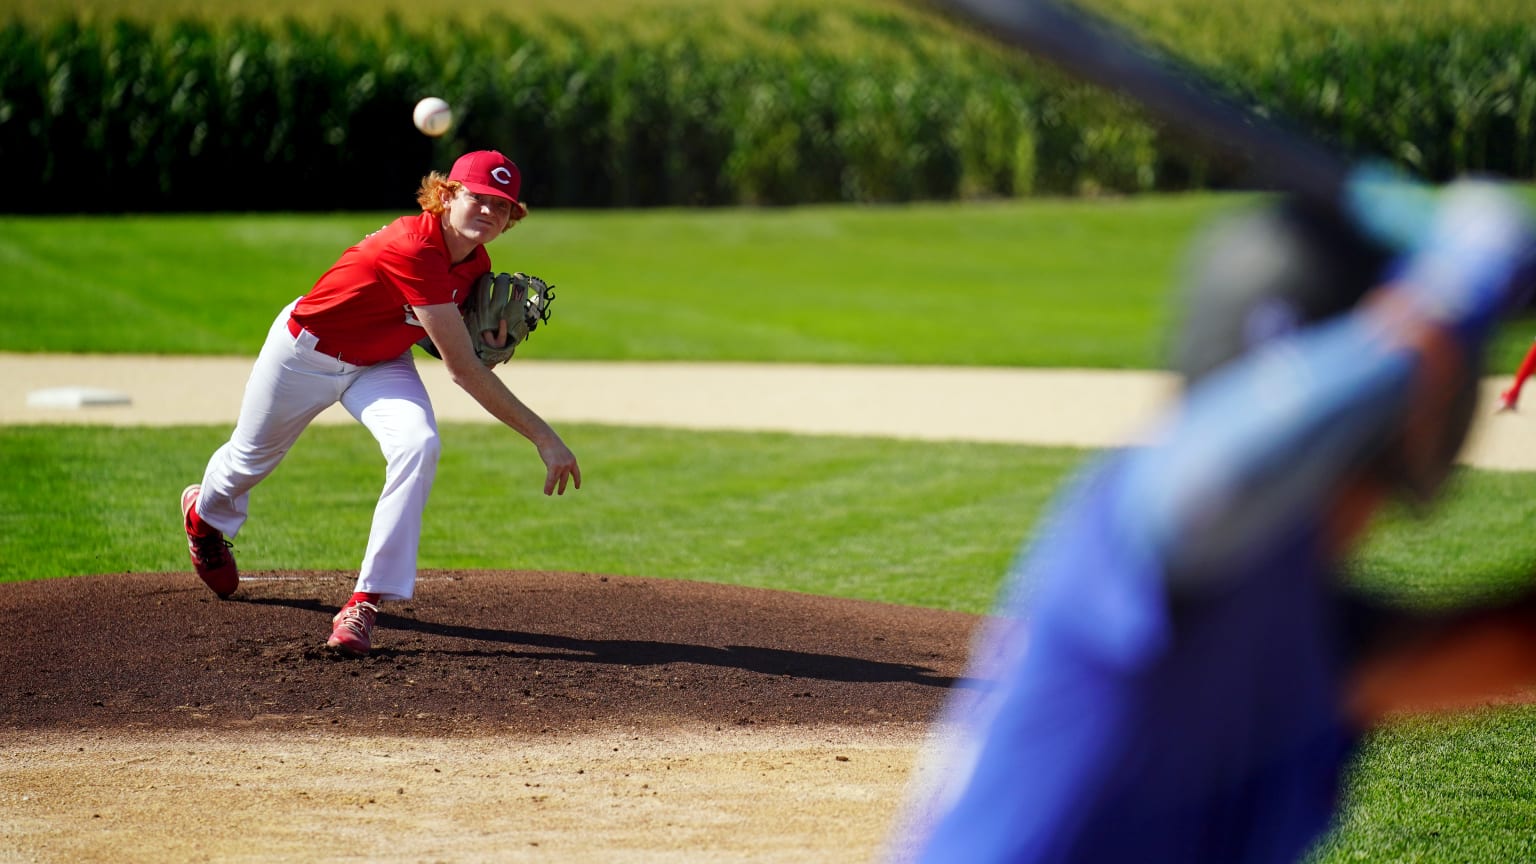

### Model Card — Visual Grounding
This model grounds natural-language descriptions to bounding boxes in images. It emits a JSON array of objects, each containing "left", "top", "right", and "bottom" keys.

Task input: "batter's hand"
[
  {"left": 538, "top": 439, "right": 582, "bottom": 496},
  {"left": 1396, "top": 180, "right": 1536, "bottom": 349}
]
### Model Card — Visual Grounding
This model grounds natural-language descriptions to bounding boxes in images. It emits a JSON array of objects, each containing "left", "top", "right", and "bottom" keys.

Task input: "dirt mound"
[{"left": 2, "top": 570, "right": 978, "bottom": 737}]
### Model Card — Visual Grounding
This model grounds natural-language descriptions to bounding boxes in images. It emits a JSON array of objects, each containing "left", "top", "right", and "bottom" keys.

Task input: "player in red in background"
[
  {"left": 180, "top": 150, "right": 581, "bottom": 657},
  {"left": 1496, "top": 337, "right": 1536, "bottom": 411}
]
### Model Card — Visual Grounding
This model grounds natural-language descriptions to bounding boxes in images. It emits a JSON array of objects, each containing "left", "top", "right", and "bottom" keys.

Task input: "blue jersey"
[{"left": 910, "top": 453, "right": 1357, "bottom": 863}]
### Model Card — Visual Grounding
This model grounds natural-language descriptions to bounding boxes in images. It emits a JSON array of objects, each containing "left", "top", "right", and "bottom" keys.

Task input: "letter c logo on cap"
[{"left": 492, "top": 167, "right": 513, "bottom": 186}]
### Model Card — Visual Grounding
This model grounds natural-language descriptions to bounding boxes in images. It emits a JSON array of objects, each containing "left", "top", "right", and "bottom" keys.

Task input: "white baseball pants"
[{"left": 195, "top": 299, "right": 440, "bottom": 601}]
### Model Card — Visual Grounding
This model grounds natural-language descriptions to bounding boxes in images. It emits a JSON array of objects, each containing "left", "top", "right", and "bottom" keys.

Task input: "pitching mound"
[
  {"left": 3, "top": 572, "right": 977, "bottom": 861},
  {"left": 2, "top": 570, "right": 975, "bottom": 735}
]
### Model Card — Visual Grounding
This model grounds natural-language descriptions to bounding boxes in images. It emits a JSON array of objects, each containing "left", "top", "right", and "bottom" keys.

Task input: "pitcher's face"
[{"left": 445, "top": 186, "right": 512, "bottom": 246}]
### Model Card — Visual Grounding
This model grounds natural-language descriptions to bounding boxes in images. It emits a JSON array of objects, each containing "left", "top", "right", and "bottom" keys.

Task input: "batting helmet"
[
  {"left": 1170, "top": 197, "right": 1387, "bottom": 382},
  {"left": 1170, "top": 196, "right": 1479, "bottom": 504}
]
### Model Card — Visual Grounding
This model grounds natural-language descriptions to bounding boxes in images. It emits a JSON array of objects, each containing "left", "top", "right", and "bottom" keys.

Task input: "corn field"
[{"left": 2, "top": 2, "right": 1533, "bottom": 212}]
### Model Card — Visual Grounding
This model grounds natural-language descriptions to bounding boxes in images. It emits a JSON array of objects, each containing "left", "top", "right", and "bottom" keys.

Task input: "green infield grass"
[
  {"left": 0, "top": 422, "right": 1085, "bottom": 611},
  {"left": 4, "top": 424, "right": 1536, "bottom": 610}
]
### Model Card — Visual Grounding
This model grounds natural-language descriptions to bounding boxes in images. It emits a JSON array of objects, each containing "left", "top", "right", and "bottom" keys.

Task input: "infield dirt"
[{"left": 3, "top": 569, "right": 971, "bottom": 862}]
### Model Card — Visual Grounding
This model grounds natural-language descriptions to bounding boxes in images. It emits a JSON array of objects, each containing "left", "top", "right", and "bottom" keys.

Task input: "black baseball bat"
[{"left": 923, "top": 0, "right": 1431, "bottom": 249}]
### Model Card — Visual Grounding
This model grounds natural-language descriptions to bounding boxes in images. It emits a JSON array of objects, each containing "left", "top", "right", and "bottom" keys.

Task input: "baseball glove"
[{"left": 418, "top": 271, "right": 556, "bottom": 367}]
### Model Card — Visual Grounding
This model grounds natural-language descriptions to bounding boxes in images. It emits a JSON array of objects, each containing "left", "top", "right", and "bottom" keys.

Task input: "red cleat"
[
  {"left": 327, "top": 601, "right": 380, "bottom": 657},
  {"left": 181, "top": 484, "right": 238, "bottom": 598}
]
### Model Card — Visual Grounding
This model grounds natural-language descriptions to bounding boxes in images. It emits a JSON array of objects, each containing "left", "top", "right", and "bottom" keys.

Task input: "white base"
[{"left": 26, "top": 387, "right": 133, "bottom": 409}]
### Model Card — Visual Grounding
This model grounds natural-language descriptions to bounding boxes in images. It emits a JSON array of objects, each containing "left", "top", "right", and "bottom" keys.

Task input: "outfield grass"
[
  {"left": 10, "top": 197, "right": 1536, "bottom": 371},
  {"left": 0, "top": 197, "right": 1206, "bottom": 367}
]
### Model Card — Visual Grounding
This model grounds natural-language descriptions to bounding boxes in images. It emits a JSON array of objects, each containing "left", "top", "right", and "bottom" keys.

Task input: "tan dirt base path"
[{"left": 5, "top": 353, "right": 1534, "bottom": 469}]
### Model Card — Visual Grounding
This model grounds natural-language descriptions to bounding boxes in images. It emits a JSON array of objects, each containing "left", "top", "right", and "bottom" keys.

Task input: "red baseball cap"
[{"left": 448, "top": 150, "right": 521, "bottom": 203}]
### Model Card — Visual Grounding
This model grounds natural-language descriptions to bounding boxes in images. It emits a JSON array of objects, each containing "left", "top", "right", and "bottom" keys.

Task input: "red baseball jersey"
[{"left": 291, "top": 211, "right": 490, "bottom": 365}]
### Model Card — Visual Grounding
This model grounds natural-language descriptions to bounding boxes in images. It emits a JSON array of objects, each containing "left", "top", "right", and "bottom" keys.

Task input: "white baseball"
[{"left": 412, "top": 97, "right": 453, "bottom": 137}]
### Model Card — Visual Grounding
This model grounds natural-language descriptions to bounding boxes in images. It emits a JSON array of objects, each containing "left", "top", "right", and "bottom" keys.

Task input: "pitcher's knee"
[{"left": 389, "top": 428, "right": 441, "bottom": 470}]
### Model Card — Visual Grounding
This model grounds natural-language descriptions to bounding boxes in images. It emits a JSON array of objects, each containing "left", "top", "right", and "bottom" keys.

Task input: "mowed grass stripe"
[{"left": 8, "top": 195, "right": 1536, "bottom": 370}]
